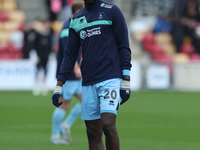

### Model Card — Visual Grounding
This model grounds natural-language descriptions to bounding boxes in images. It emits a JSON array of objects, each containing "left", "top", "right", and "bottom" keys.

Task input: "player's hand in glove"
[
  {"left": 52, "top": 86, "right": 63, "bottom": 107},
  {"left": 120, "top": 74, "right": 131, "bottom": 105}
]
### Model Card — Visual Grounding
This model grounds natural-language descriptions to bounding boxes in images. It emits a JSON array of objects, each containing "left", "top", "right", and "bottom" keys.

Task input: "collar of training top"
[{"left": 84, "top": 0, "right": 101, "bottom": 10}]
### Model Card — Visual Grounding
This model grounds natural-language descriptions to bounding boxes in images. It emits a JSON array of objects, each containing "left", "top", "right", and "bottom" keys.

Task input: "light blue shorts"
[
  {"left": 62, "top": 80, "right": 82, "bottom": 100},
  {"left": 81, "top": 78, "right": 121, "bottom": 120}
]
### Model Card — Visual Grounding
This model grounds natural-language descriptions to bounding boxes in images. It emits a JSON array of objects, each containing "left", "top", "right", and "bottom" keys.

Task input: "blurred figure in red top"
[
  {"left": 46, "top": 0, "right": 64, "bottom": 21},
  {"left": 180, "top": 0, "right": 200, "bottom": 53}
]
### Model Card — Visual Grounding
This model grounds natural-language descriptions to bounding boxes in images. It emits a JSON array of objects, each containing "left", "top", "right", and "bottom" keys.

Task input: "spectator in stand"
[
  {"left": 46, "top": 0, "right": 66, "bottom": 21},
  {"left": 169, "top": 0, "right": 189, "bottom": 51},
  {"left": 180, "top": 0, "right": 200, "bottom": 54},
  {"left": 153, "top": 16, "right": 173, "bottom": 34},
  {"left": 59, "top": 0, "right": 75, "bottom": 21}
]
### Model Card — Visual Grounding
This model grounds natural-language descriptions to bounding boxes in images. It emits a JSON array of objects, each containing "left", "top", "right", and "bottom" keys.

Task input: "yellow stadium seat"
[
  {"left": 0, "top": 1, "right": 3, "bottom": 11},
  {"left": 51, "top": 21, "right": 62, "bottom": 33},
  {"left": 155, "top": 33, "right": 172, "bottom": 44},
  {"left": 0, "top": 22, "right": 4, "bottom": 30},
  {"left": 4, "top": 21, "right": 20, "bottom": 31},
  {"left": 173, "top": 53, "right": 189, "bottom": 63},
  {"left": 8, "top": 11, "right": 26, "bottom": 22},
  {"left": 3, "top": 0, "right": 17, "bottom": 11},
  {"left": 163, "top": 43, "right": 176, "bottom": 55},
  {"left": 0, "top": 31, "right": 11, "bottom": 43}
]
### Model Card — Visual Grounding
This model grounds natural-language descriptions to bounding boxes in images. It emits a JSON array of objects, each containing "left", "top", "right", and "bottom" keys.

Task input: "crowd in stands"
[
  {"left": 0, "top": 0, "right": 75, "bottom": 60},
  {"left": 1, "top": 0, "right": 200, "bottom": 63},
  {"left": 0, "top": 0, "right": 25, "bottom": 59},
  {"left": 140, "top": 0, "right": 200, "bottom": 64},
  {"left": 46, "top": 0, "right": 75, "bottom": 21}
]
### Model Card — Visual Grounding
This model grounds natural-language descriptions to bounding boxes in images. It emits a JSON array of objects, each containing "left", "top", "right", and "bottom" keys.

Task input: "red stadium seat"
[
  {"left": 0, "top": 12, "right": 8, "bottom": 22},
  {"left": 152, "top": 53, "right": 172, "bottom": 64},
  {"left": 149, "top": 43, "right": 164, "bottom": 55},
  {"left": 13, "top": 51, "right": 22, "bottom": 59},
  {"left": 142, "top": 33, "right": 155, "bottom": 45},
  {"left": 179, "top": 43, "right": 195, "bottom": 55},
  {"left": 18, "top": 22, "right": 25, "bottom": 31},
  {"left": 6, "top": 43, "right": 18, "bottom": 52},
  {"left": 0, "top": 52, "right": 10, "bottom": 59},
  {"left": 189, "top": 54, "right": 200, "bottom": 62},
  {"left": 143, "top": 42, "right": 154, "bottom": 52},
  {"left": 0, "top": 50, "right": 22, "bottom": 59},
  {"left": 0, "top": 43, "right": 7, "bottom": 52},
  {"left": 152, "top": 53, "right": 173, "bottom": 74},
  {"left": 142, "top": 33, "right": 155, "bottom": 52}
]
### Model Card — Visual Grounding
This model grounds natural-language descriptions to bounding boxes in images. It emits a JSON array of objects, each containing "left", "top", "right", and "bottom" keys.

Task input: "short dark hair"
[{"left": 72, "top": 1, "right": 84, "bottom": 15}]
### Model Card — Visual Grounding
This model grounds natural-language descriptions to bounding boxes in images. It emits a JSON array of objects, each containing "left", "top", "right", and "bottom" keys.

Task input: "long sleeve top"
[{"left": 58, "top": 0, "right": 132, "bottom": 86}]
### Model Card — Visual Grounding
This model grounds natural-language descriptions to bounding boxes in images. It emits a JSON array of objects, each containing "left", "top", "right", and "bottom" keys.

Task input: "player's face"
[{"left": 83, "top": 0, "right": 96, "bottom": 3}]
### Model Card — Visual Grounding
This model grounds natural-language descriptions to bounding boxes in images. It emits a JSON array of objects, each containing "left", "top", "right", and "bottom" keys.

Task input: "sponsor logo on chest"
[{"left": 80, "top": 27, "right": 101, "bottom": 39}]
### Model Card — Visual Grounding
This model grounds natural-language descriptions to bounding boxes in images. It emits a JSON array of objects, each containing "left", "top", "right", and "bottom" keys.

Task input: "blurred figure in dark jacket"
[{"left": 33, "top": 19, "right": 56, "bottom": 96}]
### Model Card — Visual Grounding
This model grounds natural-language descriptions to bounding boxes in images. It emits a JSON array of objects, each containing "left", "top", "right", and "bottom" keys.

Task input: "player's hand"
[
  {"left": 120, "top": 75, "right": 131, "bottom": 105},
  {"left": 52, "top": 86, "right": 63, "bottom": 107}
]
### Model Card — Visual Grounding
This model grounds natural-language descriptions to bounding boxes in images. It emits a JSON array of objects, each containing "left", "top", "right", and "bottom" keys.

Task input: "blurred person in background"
[
  {"left": 22, "top": 19, "right": 39, "bottom": 59},
  {"left": 46, "top": 0, "right": 62, "bottom": 21},
  {"left": 179, "top": 0, "right": 200, "bottom": 53},
  {"left": 32, "top": 19, "right": 56, "bottom": 96},
  {"left": 51, "top": 1, "right": 84, "bottom": 145},
  {"left": 168, "top": 0, "right": 187, "bottom": 51},
  {"left": 59, "top": 0, "right": 75, "bottom": 22}
]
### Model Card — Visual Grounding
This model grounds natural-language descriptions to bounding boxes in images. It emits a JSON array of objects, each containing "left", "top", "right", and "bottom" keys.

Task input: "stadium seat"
[
  {"left": 0, "top": 31, "right": 11, "bottom": 43},
  {"left": 6, "top": 43, "right": 19, "bottom": 52},
  {"left": 142, "top": 32, "right": 155, "bottom": 45},
  {"left": 179, "top": 43, "right": 195, "bottom": 55},
  {"left": 173, "top": 53, "right": 189, "bottom": 63},
  {"left": 8, "top": 11, "right": 25, "bottom": 22},
  {"left": 163, "top": 43, "right": 176, "bottom": 55},
  {"left": 0, "top": 48, "right": 21, "bottom": 59},
  {"left": 0, "top": 22, "right": 4, "bottom": 30},
  {"left": 189, "top": 54, "right": 200, "bottom": 62},
  {"left": 152, "top": 53, "right": 172, "bottom": 64},
  {"left": 0, "top": 0, "right": 24, "bottom": 60},
  {"left": 0, "top": 42, "right": 7, "bottom": 52},
  {"left": 13, "top": 51, "right": 22, "bottom": 59},
  {"left": 179, "top": 36, "right": 195, "bottom": 55},
  {"left": 0, "top": 51, "right": 10, "bottom": 59},
  {"left": 0, "top": 11, "right": 8, "bottom": 22},
  {"left": 143, "top": 42, "right": 154, "bottom": 52},
  {"left": 2, "top": 0, "right": 17, "bottom": 12},
  {"left": 0, "top": 1, "right": 3, "bottom": 11},
  {"left": 18, "top": 22, "right": 25, "bottom": 31},
  {"left": 4, "top": 21, "right": 20, "bottom": 31},
  {"left": 154, "top": 33, "right": 172, "bottom": 45},
  {"left": 148, "top": 43, "right": 164, "bottom": 55}
]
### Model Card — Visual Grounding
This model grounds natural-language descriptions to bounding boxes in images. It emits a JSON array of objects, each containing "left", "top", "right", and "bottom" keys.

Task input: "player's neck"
[{"left": 84, "top": 0, "right": 100, "bottom": 10}]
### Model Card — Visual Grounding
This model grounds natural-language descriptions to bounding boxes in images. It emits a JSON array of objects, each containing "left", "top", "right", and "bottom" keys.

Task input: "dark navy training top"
[
  {"left": 58, "top": 0, "right": 132, "bottom": 85},
  {"left": 56, "top": 19, "right": 81, "bottom": 80}
]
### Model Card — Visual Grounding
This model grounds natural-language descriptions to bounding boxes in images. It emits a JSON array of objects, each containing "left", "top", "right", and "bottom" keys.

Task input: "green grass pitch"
[{"left": 0, "top": 91, "right": 200, "bottom": 150}]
